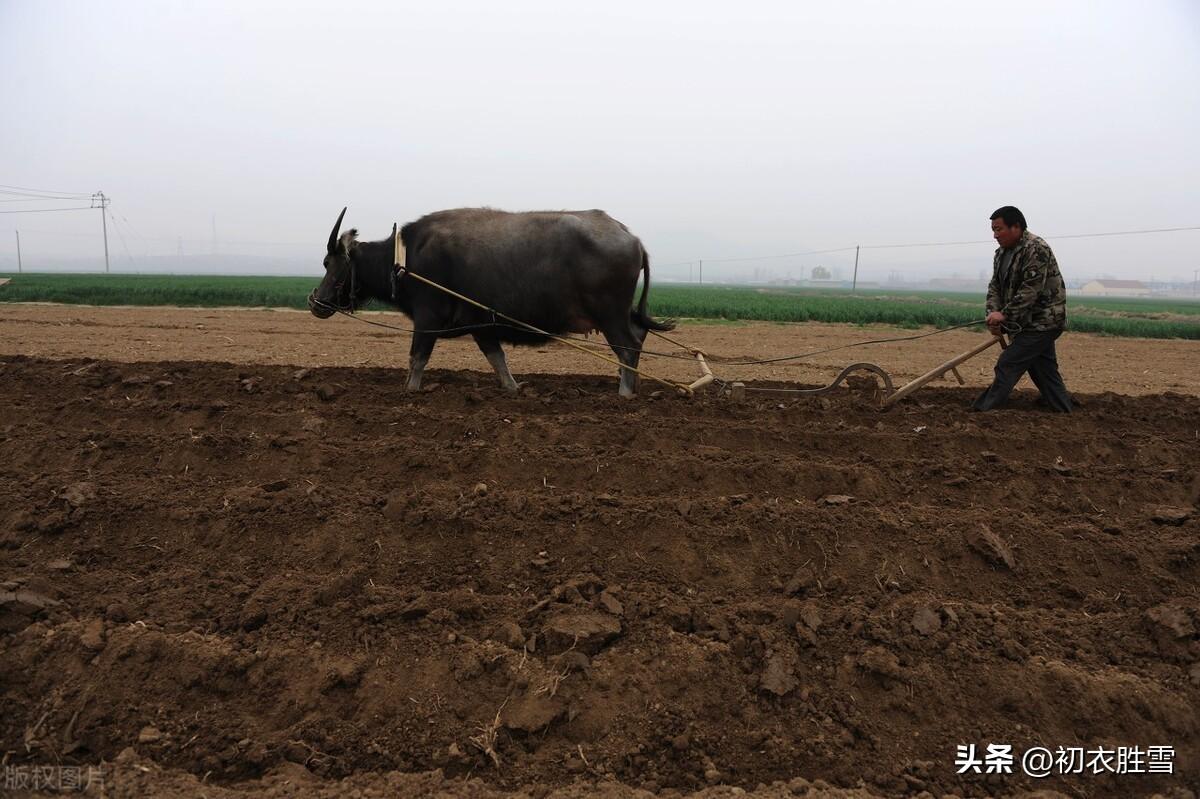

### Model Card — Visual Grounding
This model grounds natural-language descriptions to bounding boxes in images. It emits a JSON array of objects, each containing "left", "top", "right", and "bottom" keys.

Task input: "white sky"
[{"left": 1, "top": 0, "right": 1198, "bottom": 283}]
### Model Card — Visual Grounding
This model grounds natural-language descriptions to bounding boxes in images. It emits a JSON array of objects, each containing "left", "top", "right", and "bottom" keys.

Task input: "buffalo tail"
[{"left": 633, "top": 248, "right": 676, "bottom": 332}]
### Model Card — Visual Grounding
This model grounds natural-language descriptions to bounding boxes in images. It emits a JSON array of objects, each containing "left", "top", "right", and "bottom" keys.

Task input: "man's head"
[{"left": 990, "top": 206, "right": 1026, "bottom": 249}]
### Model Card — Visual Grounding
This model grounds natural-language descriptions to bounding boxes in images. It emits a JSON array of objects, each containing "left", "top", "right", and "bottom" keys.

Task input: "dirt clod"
[
  {"left": 541, "top": 611, "right": 621, "bottom": 655},
  {"left": 760, "top": 654, "right": 799, "bottom": 697},
  {"left": 784, "top": 567, "right": 817, "bottom": 596},
  {"left": 967, "top": 524, "right": 1016, "bottom": 570},
  {"left": 138, "top": 726, "right": 163, "bottom": 744},
  {"left": 61, "top": 481, "right": 97, "bottom": 508},
  {"left": 859, "top": 647, "right": 904, "bottom": 680},
  {"left": 1145, "top": 602, "right": 1197, "bottom": 658},
  {"left": 1149, "top": 506, "right": 1193, "bottom": 526},
  {"left": 80, "top": 618, "right": 106, "bottom": 651},
  {"left": 502, "top": 694, "right": 564, "bottom": 733},
  {"left": 489, "top": 620, "right": 526, "bottom": 650},
  {"left": 597, "top": 590, "right": 624, "bottom": 616},
  {"left": 911, "top": 606, "right": 941, "bottom": 636}
]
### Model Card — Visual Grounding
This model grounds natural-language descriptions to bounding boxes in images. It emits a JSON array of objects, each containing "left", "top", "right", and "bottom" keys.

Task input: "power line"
[
  {"left": 1046, "top": 225, "right": 1200, "bottom": 241},
  {"left": 0, "top": 194, "right": 92, "bottom": 203},
  {"left": 0, "top": 227, "right": 105, "bottom": 238},
  {"left": 0, "top": 186, "right": 112, "bottom": 270},
  {"left": 0, "top": 206, "right": 96, "bottom": 214},
  {"left": 0, "top": 224, "right": 310, "bottom": 249},
  {"left": 0, "top": 187, "right": 88, "bottom": 196},
  {"left": 0, "top": 183, "right": 92, "bottom": 198},
  {"left": 0, "top": 197, "right": 95, "bottom": 203},
  {"left": 116, "top": 208, "right": 147, "bottom": 243},
  {"left": 862, "top": 238, "right": 987, "bottom": 250},
  {"left": 106, "top": 207, "right": 135, "bottom": 263}
]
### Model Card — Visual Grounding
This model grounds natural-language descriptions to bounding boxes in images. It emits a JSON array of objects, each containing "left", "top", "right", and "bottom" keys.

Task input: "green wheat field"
[{"left": 1, "top": 273, "right": 1197, "bottom": 340}]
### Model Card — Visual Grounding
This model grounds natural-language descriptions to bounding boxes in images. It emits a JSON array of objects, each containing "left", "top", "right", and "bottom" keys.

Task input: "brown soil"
[
  {"left": 0, "top": 304, "right": 1198, "bottom": 396},
  {"left": 1, "top": 306, "right": 1198, "bottom": 798}
]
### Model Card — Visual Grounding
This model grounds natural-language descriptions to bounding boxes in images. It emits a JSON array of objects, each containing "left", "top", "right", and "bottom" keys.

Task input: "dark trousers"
[{"left": 972, "top": 329, "right": 1072, "bottom": 412}]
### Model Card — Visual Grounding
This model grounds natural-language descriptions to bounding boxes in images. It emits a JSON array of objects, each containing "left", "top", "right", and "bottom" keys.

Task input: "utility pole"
[
  {"left": 698, "top": 258, "right": 703, "bottom": 285},
  {"left": 851, "top": 245, "right": 860, "bottom": 292},
  {"left": 15, "top": 230, "right": 21, "bottom": 273},
  {"left": 92, "top": 191, "right": 110, "bottom": 273}
]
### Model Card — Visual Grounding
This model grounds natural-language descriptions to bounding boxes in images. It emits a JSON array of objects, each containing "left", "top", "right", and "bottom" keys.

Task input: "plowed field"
[{"left": 1, "top": 306, "right": 1197, "bottom": 798}]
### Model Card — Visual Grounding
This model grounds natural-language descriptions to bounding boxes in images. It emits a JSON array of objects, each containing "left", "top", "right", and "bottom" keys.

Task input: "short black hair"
[{"left": 990, "top": 206, "right": 1026, "bottom": 230}]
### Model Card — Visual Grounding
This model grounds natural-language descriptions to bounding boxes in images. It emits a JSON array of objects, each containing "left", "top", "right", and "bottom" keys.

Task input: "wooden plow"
[
  {"left": 879, "top": 334, "right": 1005, "bottom": 408},
  {"left": 721, "top": 334, "right": 1006, "bottom": 409},
  {"left": 688, "top": 351, "right": 716, "bottom": 394}
]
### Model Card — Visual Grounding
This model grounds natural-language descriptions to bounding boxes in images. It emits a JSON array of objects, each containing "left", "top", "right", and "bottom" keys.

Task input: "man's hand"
[{"left": 986, "top": 311, "right": 1006, "bottom": 335}]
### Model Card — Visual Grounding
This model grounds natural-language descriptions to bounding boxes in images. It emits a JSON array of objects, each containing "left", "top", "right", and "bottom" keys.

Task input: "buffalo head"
[{"left": 308, "top": 207, "right": 358, "bottom": 318}]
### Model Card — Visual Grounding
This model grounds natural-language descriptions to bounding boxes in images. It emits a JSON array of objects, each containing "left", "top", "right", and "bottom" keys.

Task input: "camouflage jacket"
[{"left": 986, "top": 230, "right": 1067, "bottom": 332}]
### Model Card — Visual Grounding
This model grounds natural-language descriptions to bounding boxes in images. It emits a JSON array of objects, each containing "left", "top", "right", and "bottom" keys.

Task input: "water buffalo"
[{"left": 308, "top": 207, "right": 674, "bottom": 396}]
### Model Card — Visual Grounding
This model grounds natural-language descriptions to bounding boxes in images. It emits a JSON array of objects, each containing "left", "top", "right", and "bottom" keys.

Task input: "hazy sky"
[{"left": 2, "top": 0, "right": 1198, "bottom": 283}]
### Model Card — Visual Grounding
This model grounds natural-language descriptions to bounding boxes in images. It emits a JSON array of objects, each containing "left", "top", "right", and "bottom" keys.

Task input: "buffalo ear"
[
  {"left": 327, "top": 207, "right": 347, "bottom": 254},
  {"left": 330, "top": 229, "right": 359, "bottom": 258}
]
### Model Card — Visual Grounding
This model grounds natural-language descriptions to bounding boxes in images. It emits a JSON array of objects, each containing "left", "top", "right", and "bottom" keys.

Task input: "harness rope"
[
  {"left": 395, "top": 268, "right": 692, "bottom": 394},
  {"left": 318, "top": 291, "right": 1013, "bottom": 363},
  {"left": 314, "top": 231, "right": 1019, "bottom": 396},
  {"left": 650, "top": 318, "right": 1021, "bottom": 366}
]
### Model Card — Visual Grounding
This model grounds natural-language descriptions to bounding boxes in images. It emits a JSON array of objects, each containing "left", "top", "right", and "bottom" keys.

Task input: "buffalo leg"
[
  {"left": 407, "top": 333, "right": 436, "bottom": 391},
  {"left": 629, "top": 313, "right": 651, "bottom": 347},
  {"left": 472, "top": 333, "right": 520, "bottom": 392},
  {"left": 602, "top": 321, "right": 643, "bottom": 398}
]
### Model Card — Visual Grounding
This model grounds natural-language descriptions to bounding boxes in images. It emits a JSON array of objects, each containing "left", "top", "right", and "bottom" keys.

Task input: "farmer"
[{"left": 972, "top": 206, "right": 1072, "bottom": 412}]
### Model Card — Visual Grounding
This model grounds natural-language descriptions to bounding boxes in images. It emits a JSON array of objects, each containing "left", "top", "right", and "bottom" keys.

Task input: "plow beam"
[{"left": 881, "top": 335, "right": 1004, "bottom": 408}]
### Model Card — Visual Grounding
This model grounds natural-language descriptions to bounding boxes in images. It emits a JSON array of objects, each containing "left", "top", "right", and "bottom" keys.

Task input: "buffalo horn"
[{"left": 327, "top": 207, "right": 347, "bottom": 253}]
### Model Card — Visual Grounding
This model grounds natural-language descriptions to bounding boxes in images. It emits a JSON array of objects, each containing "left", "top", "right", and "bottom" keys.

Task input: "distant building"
[{"left": 1079, "top": 279, "right": 1151, "bottom": 297}]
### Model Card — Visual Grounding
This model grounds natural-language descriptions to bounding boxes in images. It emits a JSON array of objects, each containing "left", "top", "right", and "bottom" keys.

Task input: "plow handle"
[{"left": 882, "top": 335, "right": 1002, "bottom": 408}]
